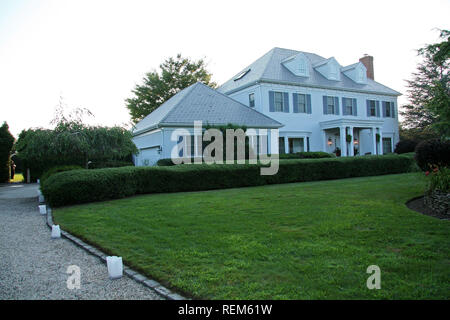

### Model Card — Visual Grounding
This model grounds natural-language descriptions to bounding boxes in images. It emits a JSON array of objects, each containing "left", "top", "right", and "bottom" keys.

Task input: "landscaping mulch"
[{"left": 406, "top": 196, "right": 450, "bottom": 220}]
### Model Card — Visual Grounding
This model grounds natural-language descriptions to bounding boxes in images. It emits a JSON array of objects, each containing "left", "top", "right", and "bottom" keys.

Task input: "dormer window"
[
  {"left": 329, "top": 65, "right": 338, "bottom": 80},
  {"left": 342, "top": 62, "right": 367, "bottom": 84},
  {"left": 282, "top": 53, "right": 309, "bottom": 77},
  {"left": 298, "top": 59, "right": 307, "bottom": 75},
  {"left": 357, "top": 68, "right": 364, "bottom": 82},
  {"left": 314, "top": 57, "right": 341, "bottom": 81}
]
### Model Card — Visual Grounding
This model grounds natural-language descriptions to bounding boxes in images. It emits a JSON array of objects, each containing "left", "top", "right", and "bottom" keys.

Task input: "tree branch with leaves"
[{"left": 126, "top": 54, "right": 216, "bottom": 123}]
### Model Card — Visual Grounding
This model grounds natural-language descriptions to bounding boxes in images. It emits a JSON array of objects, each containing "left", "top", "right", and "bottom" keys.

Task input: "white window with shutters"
[
  {"left": 327, "top": 96, "right": 335, "bottom": 114},
  {"left": 297, "top": 94, "right": 306, "bottom": 113},
  {"left": 274, "top": 92, "right": 284, "bottom": 112}
]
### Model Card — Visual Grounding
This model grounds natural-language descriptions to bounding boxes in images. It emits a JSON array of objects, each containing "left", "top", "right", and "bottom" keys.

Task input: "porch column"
[
  {"left": 284, "top": 136, "right": 289, "bottom": 154},
  {"left": 303, "top": 136, "right": 307, "bottom": 152},
  {"left": 340, "top": 126, "right": 347, "bottom": 157},
  {"left": 372, "top": 127, "right": 377, "bottom": 155},
  {"left": 321, "top": 130, "right": 327, "bottom": 152},
  {"left": 349, "top": 126, "right": 354, "bottom": 156},
  {"left": 378, "top": 129, "right": 383, "bottom": 155}
]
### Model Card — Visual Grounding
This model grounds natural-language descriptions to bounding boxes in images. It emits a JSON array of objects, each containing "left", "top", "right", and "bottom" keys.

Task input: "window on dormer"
[
  {"left": 299, "top": 59, "right": 307, "bottom": 75},
  {"left": 329, "top": 65, "right": 338, "bottom": 79},
  {"left": 357, "top": 68, "right": 364, "bottom": 82}
]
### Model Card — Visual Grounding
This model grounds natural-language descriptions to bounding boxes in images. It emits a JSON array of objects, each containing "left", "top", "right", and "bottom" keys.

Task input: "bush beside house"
[{"left": 42, "top": 154, "right": 414, "bottom": 207}]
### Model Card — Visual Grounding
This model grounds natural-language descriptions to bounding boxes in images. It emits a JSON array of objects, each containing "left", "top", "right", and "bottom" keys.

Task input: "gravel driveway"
[{"left": 0, "top": 183, "right": 162, "bottom": 300}]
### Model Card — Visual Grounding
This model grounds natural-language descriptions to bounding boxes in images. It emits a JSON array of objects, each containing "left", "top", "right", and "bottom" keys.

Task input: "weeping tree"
[
  {"left": 15, "top": 106, "right": 138, "bottom": 181},
  {"left": 0, "top": 122, "right": 15, "bottom": 182}
]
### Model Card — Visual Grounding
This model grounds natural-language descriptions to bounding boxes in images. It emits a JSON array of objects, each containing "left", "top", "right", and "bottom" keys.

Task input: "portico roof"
[{"left": 319, "top": 118, "right": 384, "bottom": 130}]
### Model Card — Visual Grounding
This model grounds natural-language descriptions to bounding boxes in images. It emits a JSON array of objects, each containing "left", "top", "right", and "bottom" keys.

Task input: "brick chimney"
[{"left": 359, "top": 54, "right": 374, "bottom": 80}]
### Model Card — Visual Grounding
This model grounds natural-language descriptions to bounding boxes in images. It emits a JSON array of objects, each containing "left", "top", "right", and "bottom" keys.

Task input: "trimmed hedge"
[
  {"left": 157, "top": 152, "right": 335, "bottom": 165},
  {"left": 42, "top": 154, "right": 414, "bottom": 207},
  {"left": 40, "top": 165, "right": 84, "bottom": 187},
  {"left": 89, "top": 160, "right": 134, "bottom": 169},
  {"left": 279, "top": 152, "right": 335, "bottom": 160}
]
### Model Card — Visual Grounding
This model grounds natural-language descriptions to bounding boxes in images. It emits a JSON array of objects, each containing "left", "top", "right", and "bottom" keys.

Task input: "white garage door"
[{"left": 139, "top": 147, "right": 160, "bottom": 166}]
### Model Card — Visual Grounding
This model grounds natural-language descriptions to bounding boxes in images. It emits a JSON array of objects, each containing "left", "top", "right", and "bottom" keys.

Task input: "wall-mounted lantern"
[
  {"left": 157, "top": 146, "right": 162, "bottom": 154},
  {"left": 354, "top": 139, "right": 359, "bottom": 145},
  {"left": 106, "top": 256, "right": 123, "bottom": 279},
  {"left": 327, "top": 138, "right": 333, "bottom": 146}
]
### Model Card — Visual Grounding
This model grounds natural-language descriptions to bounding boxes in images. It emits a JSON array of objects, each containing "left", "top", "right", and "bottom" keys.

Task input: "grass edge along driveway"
[{"left": 53, "top": 173, "right": 449, "bottom": 299}]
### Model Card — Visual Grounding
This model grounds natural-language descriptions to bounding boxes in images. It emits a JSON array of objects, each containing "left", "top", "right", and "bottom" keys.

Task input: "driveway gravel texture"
[{"left": 0, "top": 183, "right": 162, "bottom": 300}]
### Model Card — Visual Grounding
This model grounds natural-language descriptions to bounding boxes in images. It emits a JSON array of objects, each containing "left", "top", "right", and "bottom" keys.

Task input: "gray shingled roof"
[
  {"left": 218, "top": 47, "right": 401, "bottom": 96},
  {"left": 133, "top": 82, "right": 283, "bottom": 135}
]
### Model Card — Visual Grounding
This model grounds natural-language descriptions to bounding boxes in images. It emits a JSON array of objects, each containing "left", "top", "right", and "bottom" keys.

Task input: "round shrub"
[
  {"left": 414, "top": 139, "right": 450, "bottom": 171},
  {"left": 394, "top": 139, "right": 418, "bottom": 154}
]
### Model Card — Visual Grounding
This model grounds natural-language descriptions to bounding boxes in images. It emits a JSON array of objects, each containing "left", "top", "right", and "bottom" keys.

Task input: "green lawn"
[{"left": 53, "top": 173, "right": 449, "bottom": 299}]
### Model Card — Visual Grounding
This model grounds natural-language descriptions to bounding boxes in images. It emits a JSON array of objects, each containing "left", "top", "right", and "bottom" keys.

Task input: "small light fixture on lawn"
[
  {"left": 106, "top": 256, "right": 123, "bottom": 279},
  {"left": 39, "top": 205, "right": 47, "bottom": 215},
  {"left": 51, "top": 225, "right": 61, "bottom": 239}
]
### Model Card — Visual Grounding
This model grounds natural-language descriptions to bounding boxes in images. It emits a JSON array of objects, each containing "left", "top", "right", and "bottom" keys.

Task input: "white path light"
[
  {"left": 38, "top": 205, "right": 47, "bottom": 215},
  {"left": 51, "top": 225, "right": 61, "bottom": 239},
  {"left": 106, "top": 256, "right": 123, "bottom": 279}
]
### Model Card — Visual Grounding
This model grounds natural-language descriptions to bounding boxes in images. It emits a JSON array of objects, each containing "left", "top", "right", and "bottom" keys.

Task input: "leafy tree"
[
  {"left": 0, "top": 122, "right": 15, "bottom": 182},
  {"left": 401, "top": 30, "right": 449, "bottom": 138},
  {"left": 126, "top": 54, "right": 216, "bottom": 123},
  {"left": 399, "top": 124, "right": 439, "bottom": 142}
]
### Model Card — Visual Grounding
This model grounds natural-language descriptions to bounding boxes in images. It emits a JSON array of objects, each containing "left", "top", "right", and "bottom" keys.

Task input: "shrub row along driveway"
[{"left": 0, "top": 183, "right": 161, "bottom": 300}]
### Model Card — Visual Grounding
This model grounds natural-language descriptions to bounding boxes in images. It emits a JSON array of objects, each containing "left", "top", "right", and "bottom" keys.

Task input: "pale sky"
[{"left": 0, "top": 0, "right": 449, "bottom": 137}]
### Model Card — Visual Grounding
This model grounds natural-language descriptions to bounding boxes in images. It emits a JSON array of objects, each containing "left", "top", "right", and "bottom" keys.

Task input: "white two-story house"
[{"left": 218, "top": 47, "right": 401, "bottom": 156}]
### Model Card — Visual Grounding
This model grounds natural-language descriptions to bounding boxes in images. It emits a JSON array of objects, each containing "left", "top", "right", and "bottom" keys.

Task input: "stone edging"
[{"left": 44, "top": 205, "right": 186, "bottom": 300}]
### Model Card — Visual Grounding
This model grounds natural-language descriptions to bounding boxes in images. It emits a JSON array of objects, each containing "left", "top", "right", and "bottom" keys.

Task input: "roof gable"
[
  {"left": 282, "top": 52, "right": 310, "bottom": 77},
  {"left": 341, "top": 62, "right": 367, "bottom": 84},
  {"left": 313, "top": 57, "right": 341, "bottom": 81}
]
